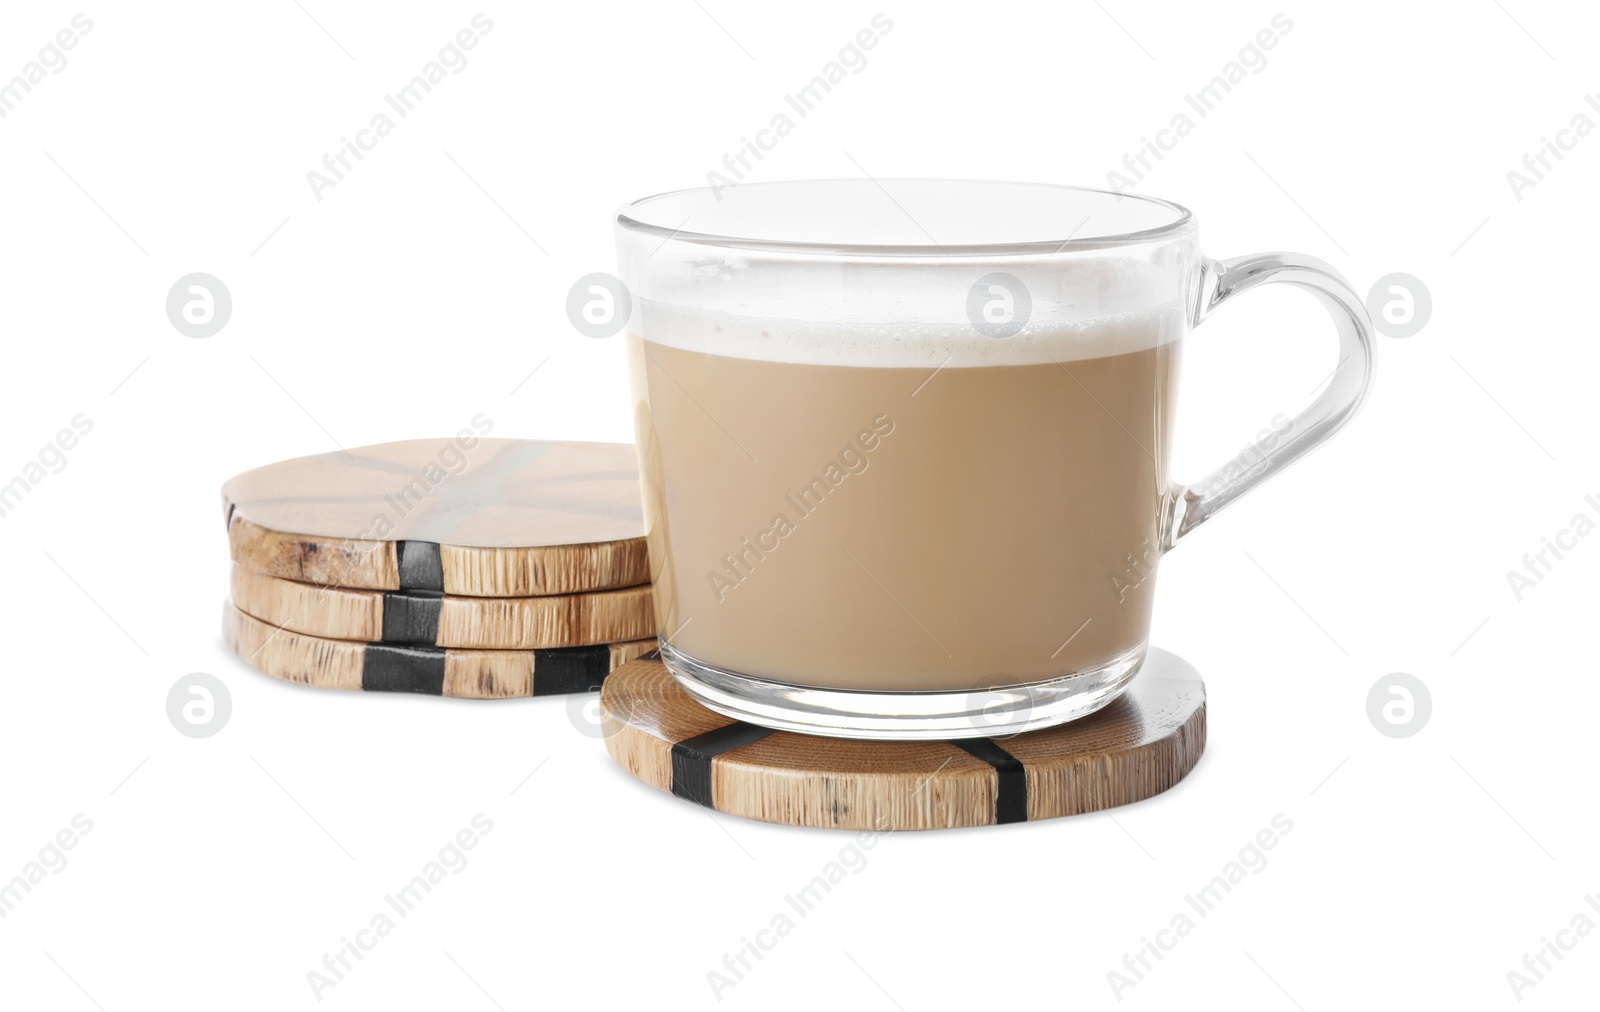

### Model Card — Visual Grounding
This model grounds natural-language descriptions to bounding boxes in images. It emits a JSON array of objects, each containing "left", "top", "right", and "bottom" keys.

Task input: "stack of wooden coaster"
[{"left": 221, "top": 437, "right": 657, "bottom": 699}]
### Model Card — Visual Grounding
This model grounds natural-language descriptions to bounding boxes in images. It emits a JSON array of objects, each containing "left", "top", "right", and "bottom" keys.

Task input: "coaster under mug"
[{"left": 600, "top": 647, "right": 1206, "bottom": 830}]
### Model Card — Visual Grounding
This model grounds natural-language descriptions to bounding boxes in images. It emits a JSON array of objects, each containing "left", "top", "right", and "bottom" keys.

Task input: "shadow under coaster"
[{"left": 600, "top": 648, "right": 1206, "bottom": 831}]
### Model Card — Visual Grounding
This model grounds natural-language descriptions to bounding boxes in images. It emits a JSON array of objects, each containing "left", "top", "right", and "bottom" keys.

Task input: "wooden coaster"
[
  {"left": 223, "top": 601, "right": 655, "bottom": 698},
  {"left": 601, "top": 649, "right": 1205, "bottom": 830},
  {"left": 223, "top": 437, "right": 648, "bottom": 597},
  {"left": 230, "top": 565, "right": 655, "bottom": 650}
]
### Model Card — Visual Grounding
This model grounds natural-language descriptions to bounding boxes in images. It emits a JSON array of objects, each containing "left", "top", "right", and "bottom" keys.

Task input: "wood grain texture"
[
  {"left": 231, "top": 565, "right": 655, "bottom": 649},
  {"left": 223, "top": 601, "right": 654, "bottom": 699},
  {"left": 602, "top": 649, "right": 1205, "bottom": 830},
  {"left": 224, "top": 438, "right": 649, "bottom": 596}
]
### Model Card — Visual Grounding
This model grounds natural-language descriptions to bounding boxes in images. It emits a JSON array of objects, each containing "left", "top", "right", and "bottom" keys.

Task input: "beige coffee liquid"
[{"left": 629, "top": 305, "right": 1182, "bottom": 691}]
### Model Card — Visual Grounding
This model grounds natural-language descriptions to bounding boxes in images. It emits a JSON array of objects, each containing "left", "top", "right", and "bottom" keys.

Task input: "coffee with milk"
[{"left": 629, "top": 301, "right": 1182, "bottom": 692}]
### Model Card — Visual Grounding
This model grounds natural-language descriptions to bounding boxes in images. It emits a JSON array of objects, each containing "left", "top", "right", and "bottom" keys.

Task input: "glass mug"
[{"left": 616, "top": 180, "right": 1372, "bottom": 739}]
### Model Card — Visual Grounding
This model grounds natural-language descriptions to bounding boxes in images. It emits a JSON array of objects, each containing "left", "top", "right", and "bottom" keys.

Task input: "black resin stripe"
[
  {"left": 952, "top": 738, "right": 1029, "bottom": 824},
  {"left": 381, "top": 592, "right": 444, "bottom": 644},
  {"left": 671, "top": 722, "right": 776, "bottom": 807},
  {"left": 530, "top": 644, "right": 614, "bottom": 696},
  {"left": 396, "top": 540, "right": 445, "bottom": 592},
  {"left": 361, "top": 643, "right": 447, "bottom": 695}
]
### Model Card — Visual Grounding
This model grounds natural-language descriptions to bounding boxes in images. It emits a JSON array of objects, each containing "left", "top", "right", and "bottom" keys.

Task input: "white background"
[{"left": 1, "top": 1, "right": 1595, "bottom": 1008}]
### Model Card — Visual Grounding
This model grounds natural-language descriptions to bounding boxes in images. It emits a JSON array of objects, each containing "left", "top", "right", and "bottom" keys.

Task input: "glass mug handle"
[{"left": 1163, "top": 252, "right": 1376, "bottom": 550}]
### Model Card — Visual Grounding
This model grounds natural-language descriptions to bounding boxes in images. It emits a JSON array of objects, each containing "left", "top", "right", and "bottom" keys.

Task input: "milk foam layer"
[{"left": 638, "top": 300, "right": 1186, "bottom": 368}]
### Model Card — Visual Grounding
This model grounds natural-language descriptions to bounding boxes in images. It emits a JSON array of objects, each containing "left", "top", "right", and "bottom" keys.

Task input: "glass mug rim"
[{"left": 616, "top": 177, "right": 1196, "bottom": 257}]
